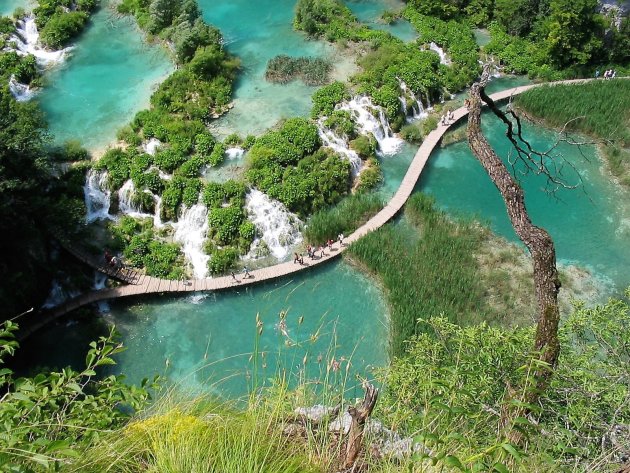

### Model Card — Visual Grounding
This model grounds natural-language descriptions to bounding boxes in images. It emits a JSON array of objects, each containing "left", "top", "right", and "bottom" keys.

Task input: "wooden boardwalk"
[{"left": 20, "top": 79, "right": 597, "bottom": 338}]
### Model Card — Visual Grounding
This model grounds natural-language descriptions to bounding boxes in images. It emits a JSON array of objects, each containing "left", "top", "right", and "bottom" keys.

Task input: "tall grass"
[
  {"left": 516, "top": 80, "right": 630, "bottom": 186},
  {"left": 348, "top": 193, "right": 491, "bottom": 357},
  {"left": 515, "top": 80, "right": 630, "bottom": 143},
  {"left": 304, "top": 193, "right": 384, "bottom": 245}
]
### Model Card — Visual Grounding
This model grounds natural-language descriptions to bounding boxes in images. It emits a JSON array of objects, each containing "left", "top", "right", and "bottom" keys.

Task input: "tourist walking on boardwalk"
[
  {"left": 231, "top": 271, "right": 238, "bottom": 283},
  {"left": 243, "top": 266, "right": 251, "bottom": 278},
  {"left": 338, "top": 233, "right": 344, "bottom": 246},
  {"left": 319, "top": 245, "right": 325, "bottom": 258}
]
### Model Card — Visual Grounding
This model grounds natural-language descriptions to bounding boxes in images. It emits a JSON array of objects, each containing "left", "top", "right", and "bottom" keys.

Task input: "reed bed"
[
  {"left": 516, "top": 80, "right": 630, "bottom": 186},
  {"left": 304, "top": 193, "right": 384, "bottom": 245},
  {"left": 348, "top": 193, "right": 490, "bottom": 357}
]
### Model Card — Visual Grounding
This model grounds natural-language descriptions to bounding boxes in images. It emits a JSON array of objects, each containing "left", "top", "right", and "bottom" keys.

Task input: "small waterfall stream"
[
  {"left": 8, "top": 75, "right": 35, "bottom": 101},
  {"left": 338, "top": 96, "right": 403, "bottom": 155},
  {"left": 398, "top": 80, "right": 429, "bottom": 121},
  {"left": 245, "top": 189, "right": 303, "bottom": 260},
  {"left": 316, "top": 119, "right": 363, "bottom": 175},
  {"left": 428, "top": 42, "right": 450, "bottom": 65},
  {"left": 84, "top": 169, "right": 112, "bottom": 223},
  {"left": 8, "top": 16, "right": 71, "bottom": 67},
  {"left": 174, "top": 204, "right": 210, "bottom": 279}
]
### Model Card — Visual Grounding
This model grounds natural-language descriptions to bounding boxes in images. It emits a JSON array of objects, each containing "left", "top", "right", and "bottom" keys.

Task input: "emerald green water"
[
  {"left": 0, "top": 0, "right": 33, "bottom": 16},
  {"left": 418, "top": 112, "right": 630, "bottom": 292},
  {"left": 201, "top": 0, "right": 346, "bottom": 138},
  {"left": 20, "top": 261, "right": 388, "bottom": 398},
  {"left": 345, "top": 0, "right": 417, "bottom": 41},
  {"left": 36, "top": 2, "right": 173, "bottom": 151}
]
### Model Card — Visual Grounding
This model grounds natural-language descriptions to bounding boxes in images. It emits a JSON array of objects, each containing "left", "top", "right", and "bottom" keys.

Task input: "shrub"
[
  {"left": 208, "top": 247, "right": 238, "bottom": 274},
  {"left": 400, "top": 123, "right": 423, "bottom": 142},
  {"left": 39, "top": 11, "right": 89, "bottom": 49},
  {"left": 311, "top": 81, "right": 350, "bottom": 118}
]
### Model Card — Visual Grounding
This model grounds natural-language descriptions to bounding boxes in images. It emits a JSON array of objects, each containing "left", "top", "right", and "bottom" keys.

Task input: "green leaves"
[{"left": 0, "top": 322, "right": 152, "bottom": 471}]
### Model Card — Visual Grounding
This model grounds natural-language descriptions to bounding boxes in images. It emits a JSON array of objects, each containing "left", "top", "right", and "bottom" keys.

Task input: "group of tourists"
[
  {"left": 296, "top": 233, "right": 346, "bottom": 265},
  {"left": 596, "top": 69, "right": 617, "bottom": 79},
  {"left": 439, "top": 109, "right": 455, "bottom": 126}
]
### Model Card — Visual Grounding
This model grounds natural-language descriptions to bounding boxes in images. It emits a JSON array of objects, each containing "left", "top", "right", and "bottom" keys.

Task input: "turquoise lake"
[
  {"left": 11, "top": 0, "right": 630, "bottom": 398},
  {"left": 36, "top": 2, "right": 173, "bottom": 151}
]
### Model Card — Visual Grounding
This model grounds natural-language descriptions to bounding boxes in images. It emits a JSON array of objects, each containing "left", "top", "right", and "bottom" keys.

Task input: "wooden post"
[{"left": 343, "top": 383, "right": 378, "bottom": 469}]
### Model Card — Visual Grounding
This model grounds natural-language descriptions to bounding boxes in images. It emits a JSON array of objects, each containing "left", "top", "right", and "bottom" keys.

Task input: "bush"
[
  {"left": 349, "top": 134, "right": 377, "bottom": 159},
  {"left": 304, "top": 193, "right": 383, "bottom": 245},
  {"left": 39, "top": 11, "right": 89, "bottom": 49},
  {"left": 265, "top": 55, "right": 332, "bottom": 86},
  {"left": 400, "top": 123, "right": 423, "bottom": 142},
  {"left": 208, "top": 247, "right": 239, "bottom": 274},
  {"left": 310, "top": 81, "right": 350, "bottom": 118}
]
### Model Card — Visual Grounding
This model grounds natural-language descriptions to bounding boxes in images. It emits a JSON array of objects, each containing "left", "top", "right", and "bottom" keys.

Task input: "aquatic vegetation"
[
  {"left": 348, "top": 193, "right": 491, "bottom": 356},
  {"left": 516, "top": 80, "right": 630, "bottom": 187},
  {"left": 265, "top": 55, "right": 332, "bottom": 86},
  {"left": 304, "top": 193, "right": 383, "bottom": 245}
]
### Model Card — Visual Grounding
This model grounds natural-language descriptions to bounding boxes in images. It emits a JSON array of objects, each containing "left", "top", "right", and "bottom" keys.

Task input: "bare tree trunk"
[
  {"left": 466, "top": 81, "right": 561, "bottom": 435},
  {"left": 344, "top": 383, "right": 378, "bottom": 470}
]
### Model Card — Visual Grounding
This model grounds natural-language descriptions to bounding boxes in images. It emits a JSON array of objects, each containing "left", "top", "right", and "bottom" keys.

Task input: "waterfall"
[
  {"left": 316, "top": 119, "right": 363, "bottom": 175},
  {"left": 8, "top": 75, "right": 35, "bottom": 101},
  {"left": 225, "top": 147, "right": 245, "bottom": 160},
  {"left": 42, "top": 278, "right": 80, "bottom": 309},
  {"left": 245, "top": 189, "right": 303, "bottom": 260},
  {"left": 143, "top": 138, "right": 162, "bottom": 156},
  {"left": 93, "top": 272, "right": 110, "bottom": 313},
  {"left": 84, "top": 169, "right": 112, "bottom": 223},
  {"left": 338, "top": 96, "right": 403, "bottom": 156},
  {"left": 398, "top": 80, "right": 428, "bottom": 121},
  {"left": 428, "top": 42, "right": 450, "bottom": 66},
  {"left": 174, "top": 204, "right": 210, "bottom": 279},
  {"left": 117, "top": 179, "right": 156, "bottom": 218},
  {"left": 8, "top": 16, "right": 71, "bottom": 67}
]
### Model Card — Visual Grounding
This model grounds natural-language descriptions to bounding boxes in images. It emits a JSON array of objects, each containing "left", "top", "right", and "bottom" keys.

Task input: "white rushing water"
[
  {"left": 174, "top": 204, "right": 210, "bottom": 279},
  {"left": 339, "top": 96, "right": 403, "bottom": 156},
  {"left": 8, "top": 16, "right": 71, "bottom": 67},
  {"left": 428, "top": 42, "right": 451, "bottom": 66},
  {"left": 398, "top": 80, "right": 429, "bottom": 121},
  {"left": 316, "top": 119, "right": 363, "bottom": 175},
  {"left": 93, "top": 272, "right": 110, "bottom": 313},
  {"left": 84, "top": 169, "right": 112, "bottom": 223},
  {"left": 225, "top": 147, "right": 245, "bottom": 160},
  {"left": 8, "top": 74, "right": 35, "bottom": 101},
  {"left": 143, "top": 138, "right": 162, "bottom": 156},
  {"left": 245, "top": 189, "right": 303, "bottom": 260}
]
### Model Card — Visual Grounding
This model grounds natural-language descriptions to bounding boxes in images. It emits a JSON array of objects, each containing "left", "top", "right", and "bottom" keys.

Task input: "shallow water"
[
  {"left": 418, "top": 111, "right": 630, "bottom": 293},
  {"left": 344, "top": 0, "right": 417, "bottom": 42},
  {"left": 202, "top": 0, "right": 342, "bottom": 139},
  {"left": 20, "top": 260, "right": 389, "bottom": 399},
  {"left": 0, "top": 0, "right": 33, "bottom": 17},
  {"left": 35, "top": 2, "right": 174, "bottom": 151}
]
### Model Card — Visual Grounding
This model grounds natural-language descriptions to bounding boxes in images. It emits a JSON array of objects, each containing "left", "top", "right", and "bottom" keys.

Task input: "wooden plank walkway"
[{"left": 19, "top": 79, "right": 605, "bottom": 339}]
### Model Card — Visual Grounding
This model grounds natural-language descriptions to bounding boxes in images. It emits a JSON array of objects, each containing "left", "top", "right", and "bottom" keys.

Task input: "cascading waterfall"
[
  {"left": 8, "top": 16, "right": 71, "bottom": 67},
  {"left": 316, "top": 119, "right": 363, "bottom": 175},
  {"left": 9, "top": 75, "right": 35, "bottom": 101},
  {"left": 84, "top": 169, "right": 112, "bottom": 223},
  {"left": 428, "top": 42, "right": 450, "bottom": 66},
  {"left": 174, "top": 203, "right": 210, "bottom": 279},
  {"left": 339, "top": 96, "right": 403, "bottom": 156},
  {"left": 398, "top": 80, "right": 428, "bottom": 121},
  {"left": 117, "top": 179, "right": 157, "bottom": 218},
  {"left": 143, "top": 138, "right": 162, "bottom": 156},
  {"left": 93, "top": 272, "right": 110, "bottom": 313},
  {"left": 225, "top": 147, "right": 245, "bottom": 160},
  {"left": 245, "top": 189, "right": 303, "bottom": 260}
]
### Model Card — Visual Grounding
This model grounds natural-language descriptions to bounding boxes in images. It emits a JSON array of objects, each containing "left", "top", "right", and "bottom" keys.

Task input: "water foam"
[
  {"left": 174, "top": 204, "right": 210, "bottom": 279},
  {"left": 316, "top": 119, "right": 363, "bottom": 175},
  {"left": 338, "top": 96, "right": 403, "bottom": 156},
  {"left": 8, "top": 75, "right": 35, "bottom": 101},
  {"left": 245, "top": 189, "right": 303, "bottom": 260},
  {"left": 8, "top": 16, "right": 71, "bottom": 67},
  {"left": 428, "top": 42, "right": 450, "bottom": 66},
  {"left": 84, "top": 169, "right": 112, "bottom": 223},
  {"left": 398, "top": 80, "right": 429, "bottom": 121}
]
